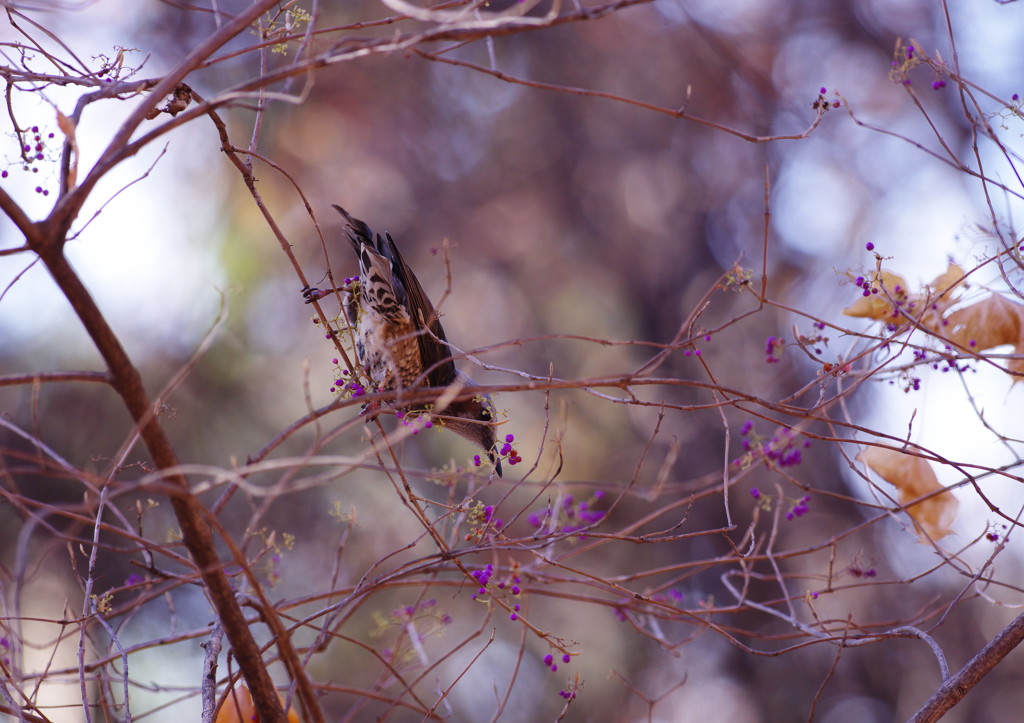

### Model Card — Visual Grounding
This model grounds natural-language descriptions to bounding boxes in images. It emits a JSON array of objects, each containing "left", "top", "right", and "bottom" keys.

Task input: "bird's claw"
[
  {"left": 359, "top": 400, "right": 381, "bottom": 418},
  {"left": 302, "top": 286, "right": 329, "bottom": 304}
]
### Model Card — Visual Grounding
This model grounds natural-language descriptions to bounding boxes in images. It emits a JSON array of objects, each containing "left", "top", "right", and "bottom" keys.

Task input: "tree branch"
[
  {"left": 31, "top": 251, "right": 287, "bottom": 720},
  {"left": 909, "top": 612, "right": 1024, "bottom": 722}
]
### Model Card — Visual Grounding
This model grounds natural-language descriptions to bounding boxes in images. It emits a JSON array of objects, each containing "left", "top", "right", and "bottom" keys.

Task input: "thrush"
[{"left": 304, "top": 205, "right": 501, "bottom": 475}]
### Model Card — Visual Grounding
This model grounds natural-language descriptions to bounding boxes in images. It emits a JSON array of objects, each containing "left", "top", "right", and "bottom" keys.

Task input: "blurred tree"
[{"left": 1, "top": 1, "right": 1023, "bottom": 721}]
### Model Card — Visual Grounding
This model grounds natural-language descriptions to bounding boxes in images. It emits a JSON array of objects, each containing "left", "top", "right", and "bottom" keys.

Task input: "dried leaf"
[
  {"left": 843, "top": 263, "right": 965, "bottom": 327},
  {"left": 1010, "top": 341, "right": 1024, "bottom": 383},
  {"left": 56, "top": 109, "right": 78, "bottom": 191},
  {"left": 944, "top": 294, "right": 1024, "bottom": 351},
  {"left": 858, "top": 446, "right": 958, "bottom": 541},
  {"left": 843, "top": 270, "right": 909, "bottom": 321},
  {"left": 928, "top": 262, "right": 966, "bottom": 298},
  {"left": 215, "top": 686, "right": 302, "bottom": 723},
  {"left": 55, "top": 109, "right": 76, "bottom": 138}
]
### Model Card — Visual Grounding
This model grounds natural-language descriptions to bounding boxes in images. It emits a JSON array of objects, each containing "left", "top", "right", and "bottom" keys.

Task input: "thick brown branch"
[
  {"left": 909, "top": 612, "right": 1024, "bottom": 722},
  {"left": 31, "top": 248, "right": 286, "bottom": 721}
]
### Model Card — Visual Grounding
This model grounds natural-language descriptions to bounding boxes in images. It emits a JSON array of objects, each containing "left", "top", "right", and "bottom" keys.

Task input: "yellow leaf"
[
  {"left": 215, "top": 685, "right": 302, "bottom": 723},
  {"left": 858, "top": 446, "right": 958, "bottom": 541}
]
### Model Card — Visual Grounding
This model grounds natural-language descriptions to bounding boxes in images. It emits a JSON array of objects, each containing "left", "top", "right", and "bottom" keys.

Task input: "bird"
[{"left": 304, "top": 205, "right": 501, "bottom": 475}]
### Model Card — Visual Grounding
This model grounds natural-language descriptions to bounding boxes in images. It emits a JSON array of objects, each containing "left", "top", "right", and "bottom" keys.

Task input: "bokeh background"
[{"left": 2, "top": 1, "right": 1024, "bottom": 721}]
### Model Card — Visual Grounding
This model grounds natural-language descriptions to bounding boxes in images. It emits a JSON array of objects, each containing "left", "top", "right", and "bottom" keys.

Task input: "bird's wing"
[
  {"left": 378, "top": 231, "right": 458, "bottom": 388},
  {"left": 333, "top": 205, "right": 457, "bottom": 388}
]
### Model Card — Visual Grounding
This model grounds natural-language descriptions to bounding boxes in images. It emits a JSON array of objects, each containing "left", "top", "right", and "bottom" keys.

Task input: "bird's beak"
[{"left": 489, "top": 446, "right": 503, "bottom": 477}]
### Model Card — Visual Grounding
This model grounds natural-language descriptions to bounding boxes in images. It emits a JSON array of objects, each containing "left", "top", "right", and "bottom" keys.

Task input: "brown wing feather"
[
  {"left": 332, "top": 205, "right": 457, "bottom": 388},
  {"left": 378, "top": 231, "right": 458, "bottom": 388}
]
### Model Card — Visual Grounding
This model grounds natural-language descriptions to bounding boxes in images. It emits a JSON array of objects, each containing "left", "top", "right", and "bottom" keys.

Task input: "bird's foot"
[
  {"left": 359, "top": 399, "right": 382, "bottom": 418},
  {"left": 302, "top": 285, "right": 331, "bottom": 304}
]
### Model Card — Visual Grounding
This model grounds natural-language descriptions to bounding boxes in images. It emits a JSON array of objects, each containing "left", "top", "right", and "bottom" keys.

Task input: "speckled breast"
[{"left": 355, "top": 305, "right": 424, "bottom": 393}]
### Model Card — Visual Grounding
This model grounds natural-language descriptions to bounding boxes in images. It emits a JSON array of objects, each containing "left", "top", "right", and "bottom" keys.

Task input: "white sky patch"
[{"left": 1, "top": 65, "right": 229, "bottom": 361}]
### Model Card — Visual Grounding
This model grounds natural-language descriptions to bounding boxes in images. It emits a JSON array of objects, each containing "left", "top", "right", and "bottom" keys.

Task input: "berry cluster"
[
  {"left": 786, "top": 495, "right": 811, "bottom": 520},
  {"left": 328, "top": 367, "right": 366, "bottom": 398},
  {"left": 463, "top": 501, "right": 504, "bottom": 543},
  {"left": 396, "top": 410, "right": 433, "bottom": 435},
  {"left": 736, "top": 422, "right": 810, "bottom": 469},
  {"left": 2, "top": 124, "right": 58, "bottom": 195},
  {"left": 469, "top": 563, "right": 523, "bottom": 621},
  {"left": 798, "top": 321, "right": 829, "bottom": 356},
  {"left": 527, "top": 490, "right": 607, "bottom": 538},
  {"left": 813, "top": 87, "right": 841, "bottom": 110},
  {"left": 542, "top": 651, "right": 572, "bottom": 674},
  {"left": 474, "top": 432, "right": 522, "bottom": 470}
]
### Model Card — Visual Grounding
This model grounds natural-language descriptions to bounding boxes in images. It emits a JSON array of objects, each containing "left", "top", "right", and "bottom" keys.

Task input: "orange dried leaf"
[
  {"left": 921, "top": 263, "right": 966, "bottom": 331},
  {"left": 944, "top": 294, "right": 1024, "bottom": 351},
  {"left": 858, "top": 446, "right": 958, "bottom": 540},
  {"left": 215, "top": 686, "right": 302, "bottom": 723},
  {"left": 56, "top": 109, "right": 78, "bottom": 191},
  {"left": 928, "top": 262, "right": 966, "bottom": 298},
  {"left": 1010, "top": 341, "right": 1024, "bottom": 383},
  {"left": 843, "top": 270, "right": 909, "bottom": 321},
  {"left": 55, "top": 109, "right": 77, "bottom": 138},
  {"left": 844, "top": 264, "right": 965, "bottom": 327}
]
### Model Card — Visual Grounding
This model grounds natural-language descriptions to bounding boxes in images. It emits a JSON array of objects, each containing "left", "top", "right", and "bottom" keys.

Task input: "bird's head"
[{"left": 438, "top": 393, "right": 502, "bottom": 476}]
